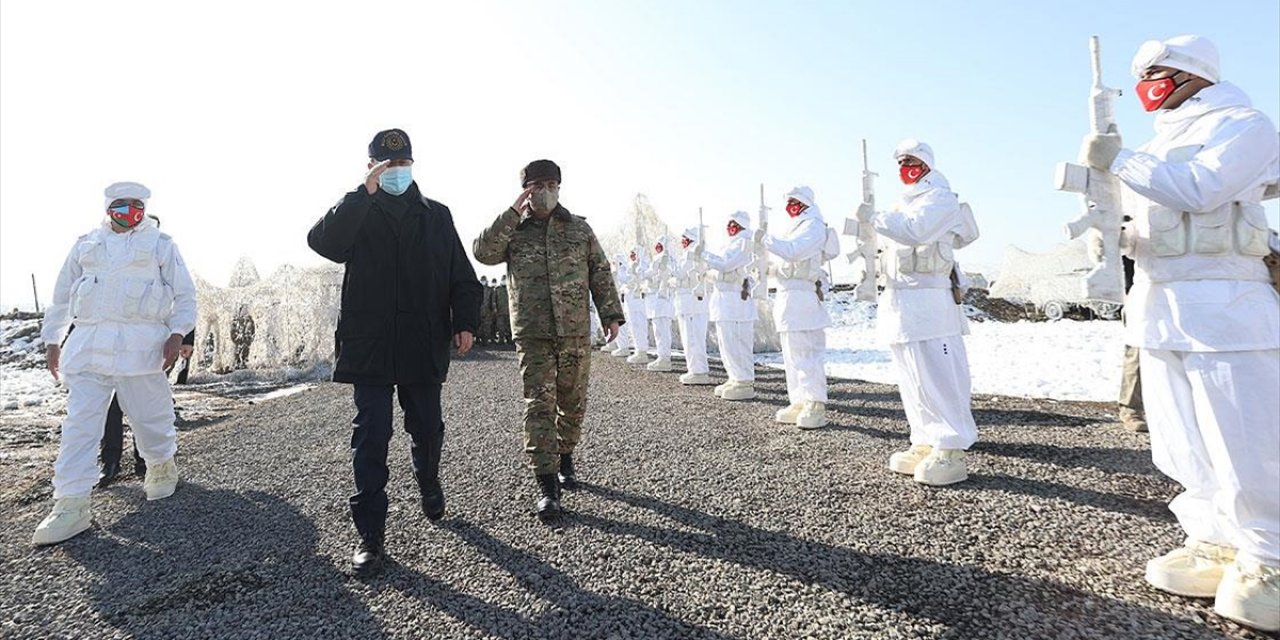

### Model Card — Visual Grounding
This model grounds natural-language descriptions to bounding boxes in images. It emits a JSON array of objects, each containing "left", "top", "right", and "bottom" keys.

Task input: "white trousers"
[
  {"left": 780, "top": 329, "right": 828, "bottom": 404},
  {"left": 651, "top": 316, "right": 673, "bottom": 359},
  {"left": 889, "top": 337, "right": 977, "bottom": 450},
  {"left": 715, "top": 321, "right": 755, "bottom": 383},
  {"left": 614, "top": 318, "right": 634, "bottom": 350},
  {"left": 677, "top": 313, "right": 710, "bottom": 375},
  {"left": 625, "top": 296, "right": 650, "bottom": 352},
  {"left": 1141, "top": 348, "right": 1280, "bottom": 567},
  {"left": 55, "top": 372, "right": 177, "bottom": 498}
]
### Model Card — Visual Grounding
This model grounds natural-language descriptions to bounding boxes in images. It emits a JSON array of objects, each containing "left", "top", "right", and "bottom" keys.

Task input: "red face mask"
[
  {"left": 1136, "top": 77, "right": 1177, "bottom": 112},
  {"left": 899, "top": 165, "right": 926, "bottom": 185},
  {"left": 654, "top": 243, "right": 664, "bottom": 254},
  {"left": 681, "top": 237, "right": 692, "bottom": 248},
  {"left": 727, "top": 223, "right": 742, "bottom": 237},
  {"left": 785, "top": 201, "right": 805, "bottom": 217},
  {"left": 108, "top": 203, "right": 146, "bottom": 228}
]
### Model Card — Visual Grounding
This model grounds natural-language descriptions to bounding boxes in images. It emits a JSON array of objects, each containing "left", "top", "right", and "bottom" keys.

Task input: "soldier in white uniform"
[
  {"left": 1081, "top": 34, "right": 1280, "bottom": 632},
  {"left": 850, "top": 140, "right": 980, "bottom": 486},
  {"left": 760, "top": 186, "right": 834, "bottom": 429},
  {"left": 35, "top": 181, "right": 196, "bottom": 546},
  {"left": 605, "top": 254, "right": 634, "bottom": 356},
  {"left": 643, "top": 236, "right": 677, "bottom": 372},
  {"left": 704, "top": 211, "right": 759, "bottom": 401},
  {"left": 674, "top": 227, "right": 712, "bottom": 385},
  {"left": 623, "top": 247, "right": 652, "bottom": 364}
]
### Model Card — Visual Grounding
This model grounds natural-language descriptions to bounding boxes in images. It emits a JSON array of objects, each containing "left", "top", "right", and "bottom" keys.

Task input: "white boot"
[
  {"left": 913, "top": 448, "right": 968, "bottom": 486},
  {"left": 626, "top": 351, "right": 652, "bottom": 365},
  {"left": 610, "top": 346, "right": 631, "bottom": 358},
  {"left": 32, "top": 496, "right": 92, "bottom": 546},
  {"left": 888, "top": 444, "right": 934, "bottom": 475},
  {"left": 1145, "top": 541, "right": 1236, "bottom": 598},
  {"left": 1214, "top": 560, "right": 1280, "bottom": 632},
  {"left": 713, "top": 381, "right": 731, "bottom": 397},
  {"left": 144, "top": 458, "right": 180, "bottom": 501},
  {"left": 679, "top": 372, "right": 713, "bottom": 385},
  {"left": 646, "top": 357, "right": 673, "bottom": 372},
  {"left": 774, "top": 403, "right": 803, "bottom": 424},
  {"left": 720, "top": 382, "right": 756, "bottom": 401},
  {"left": 796, "top": 402, "right": 827, "bottom": 429},
  {"left": 600, "top": 342, "right": 617, "bottom": 353}
]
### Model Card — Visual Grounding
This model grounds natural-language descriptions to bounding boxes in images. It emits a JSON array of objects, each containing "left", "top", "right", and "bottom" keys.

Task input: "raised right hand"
[
  {"left": 512, "top": 186, "right": 536, "bottom": 215},
  {"left": 365, "top": 160, "right": 392, "bottom": 195},
  {"left": 45, "top": 344, "right": 60, "bottom": 381}
]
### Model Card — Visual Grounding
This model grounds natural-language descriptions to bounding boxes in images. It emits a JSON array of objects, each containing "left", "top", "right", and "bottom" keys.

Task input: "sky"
[{"left": 2, "top": 0, "right": 1278, "bottom": 309}]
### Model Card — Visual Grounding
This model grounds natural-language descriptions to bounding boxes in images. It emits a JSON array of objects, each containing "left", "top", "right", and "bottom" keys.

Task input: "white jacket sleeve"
[
  {"left": 703, "top": 238, "right": 752, "bottom": 272},
  {"left": 762, "top": 218, "right": 824, "bottom": 261},
  {"left": 871, "top": 189, "right": 962, "bottom": 246},
  {"left": 160, "top": 238, "right": 198, "bottom": 337},
  {"left": 1111, "top": 114, "right": 1279, "bottom": 213},
  {"left": 40, "top": 242, "right": 84, "bottom": 346}
]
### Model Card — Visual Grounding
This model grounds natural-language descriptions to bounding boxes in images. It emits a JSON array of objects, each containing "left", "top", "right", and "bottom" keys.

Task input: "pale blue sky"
[{"left": 1, "top": 1, "right": 1277, "bottom": 308}]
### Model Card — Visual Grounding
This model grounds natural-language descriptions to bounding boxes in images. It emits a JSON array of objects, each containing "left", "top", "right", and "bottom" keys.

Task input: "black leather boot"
[
  {"left": 418, "top": 476, "right": 445, "bottom": 522},
  {"left": 535, "top": 473, "right": 561, "bottom": 518},
  {"left": 97, "top": 458, "right": 122, "bottom": 488},
  {"left": 557, "top": 453, "right": 578, "bottom": 491},
  {"left": 132, "top": 444, "right": 147, "bottom": 477},
  {"left": 351, "top": 537, "right": 385, "bottom": 577}
]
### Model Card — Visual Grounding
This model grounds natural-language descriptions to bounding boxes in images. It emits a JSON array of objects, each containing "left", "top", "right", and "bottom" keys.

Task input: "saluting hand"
[
  {"left": 512, "top": 186, "right": 536, "bottom": 216},
  {"left": 365, "top": 160, "right": 392, "bottom": 195}
]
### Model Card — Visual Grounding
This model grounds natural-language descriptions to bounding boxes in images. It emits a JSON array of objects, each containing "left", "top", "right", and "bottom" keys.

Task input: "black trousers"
[
  {"left": 100, "top": 394, "right": 143, "bottom": 469},
  {"left": 349, "top": 383, "right": 444, "bottom": 544}
]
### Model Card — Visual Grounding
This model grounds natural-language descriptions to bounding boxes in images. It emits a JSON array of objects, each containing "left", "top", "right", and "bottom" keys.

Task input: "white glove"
[
  {"left": 855, "top": 202, "right": 874, "bottom": 223},
  {"left": 1079, "top": 125, "right": 1123, "bottom": 171},
  {"left": 753, "top": 229, "right": 766, "bottom": 244}
]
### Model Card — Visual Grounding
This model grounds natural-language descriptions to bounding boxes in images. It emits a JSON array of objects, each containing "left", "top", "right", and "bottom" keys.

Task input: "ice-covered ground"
[{"left": 755, "top": 294, "right": 1124, "bottom": 402}]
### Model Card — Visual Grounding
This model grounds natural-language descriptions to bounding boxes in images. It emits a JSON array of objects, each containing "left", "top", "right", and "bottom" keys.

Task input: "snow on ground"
[{"left": 755, "top": 294, "right": 1124, "bottom": 402}]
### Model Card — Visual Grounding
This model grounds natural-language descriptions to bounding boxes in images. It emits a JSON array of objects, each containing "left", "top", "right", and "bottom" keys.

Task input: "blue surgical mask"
[{"left": 378, "top": 166, "right": 413, "bottom": 195}]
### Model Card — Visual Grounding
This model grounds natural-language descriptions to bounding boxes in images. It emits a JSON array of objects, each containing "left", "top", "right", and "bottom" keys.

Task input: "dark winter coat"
[{"left": 308, "top": 182, "right": 482, "bottom": 385}]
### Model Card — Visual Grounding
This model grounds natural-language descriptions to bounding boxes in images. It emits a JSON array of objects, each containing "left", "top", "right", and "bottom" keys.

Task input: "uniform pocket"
[
  {"left": 895, "top": 246, "right": 916, "bottom": 273},
  {"left": 1190, "top": 205, "right": 1232, "bottom": 255},
  {"left": 69, "top": 276, "right": 96, "bottom": 318},
  {"left": 1148, "top": 206, "right": 1187, "bottom": 257},
  {"left": 1235, "top": 202, "right": 1271, "bottom": 257},
  {"left": 913, "top": 245, "right": 940, "bottom": 273},
  {"left": 122, "top": 279, "right": 148, "bottom": 318}
]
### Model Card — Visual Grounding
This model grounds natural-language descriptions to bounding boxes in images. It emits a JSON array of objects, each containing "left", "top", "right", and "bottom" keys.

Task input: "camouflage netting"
[
  {"left": 989, "top": 240, "right": 1092, "bottom": 307},
  {"left": 194, "top": 259, "right": 342, "bottom": 374}
]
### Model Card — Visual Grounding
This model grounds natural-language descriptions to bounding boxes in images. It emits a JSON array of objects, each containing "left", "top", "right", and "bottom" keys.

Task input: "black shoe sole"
[{"left": 558, "top": 476, "right": 578, "bottom": 491}]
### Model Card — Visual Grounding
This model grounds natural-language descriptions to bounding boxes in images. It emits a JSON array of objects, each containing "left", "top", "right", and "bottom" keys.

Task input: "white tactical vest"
[{"left": 69, "top": 226, "right": 174, "bottom": 324}]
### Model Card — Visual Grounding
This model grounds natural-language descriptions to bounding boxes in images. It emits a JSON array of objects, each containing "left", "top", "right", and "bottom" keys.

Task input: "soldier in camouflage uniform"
[
  {"left": 495, "top": 275, "right": 512, "bottom": 344},
  {"left": 478, "top": 277, "right": 493, "bottom": 345},
  {"left": 473, "top": 159, "right": 624, "bottom": 517}
]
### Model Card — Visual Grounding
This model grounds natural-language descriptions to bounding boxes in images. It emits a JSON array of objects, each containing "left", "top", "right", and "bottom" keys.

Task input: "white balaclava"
[{"left": 728, "top": 210, "right": 751, "bottom": 236}]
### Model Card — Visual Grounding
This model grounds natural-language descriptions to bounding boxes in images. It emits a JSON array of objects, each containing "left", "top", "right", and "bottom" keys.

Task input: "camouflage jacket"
[{"left": 473, "top": 205, "right": 624, "bottom": 340}]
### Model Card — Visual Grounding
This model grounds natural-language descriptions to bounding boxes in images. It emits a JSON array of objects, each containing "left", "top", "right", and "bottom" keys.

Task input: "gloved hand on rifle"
[
  {"left": 1080, "top": 124, "right": 1123, "bottom": 171},
  {"left": 753, "top": 229, "right": 766, "bottom": 244}
]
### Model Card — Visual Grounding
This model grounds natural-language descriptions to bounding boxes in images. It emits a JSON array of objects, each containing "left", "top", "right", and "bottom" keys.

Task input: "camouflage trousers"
[{"left": 516, "top": 336, "right": 591, "bottom": 475}]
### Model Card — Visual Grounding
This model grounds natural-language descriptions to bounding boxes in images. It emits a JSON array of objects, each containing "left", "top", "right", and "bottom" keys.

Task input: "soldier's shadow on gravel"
[
  {"left": 574, "top": 483, "right": 1210, "bottom": 639},
  {"left": 369, "top": 518, "right": 730, "bottom": 639},
  {"left": 62, "top": 484, "right": 385, "bottom": 640}
]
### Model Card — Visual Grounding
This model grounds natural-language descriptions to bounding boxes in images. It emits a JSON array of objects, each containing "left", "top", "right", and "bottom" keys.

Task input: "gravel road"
[{"left": 1, "top": 348, "right": 1273, "bottom": 639}]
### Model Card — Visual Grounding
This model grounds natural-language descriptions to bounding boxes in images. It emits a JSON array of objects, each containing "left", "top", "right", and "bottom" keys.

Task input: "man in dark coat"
[{"left": 307, "top": 128, "right": 482, "bottom": 577}]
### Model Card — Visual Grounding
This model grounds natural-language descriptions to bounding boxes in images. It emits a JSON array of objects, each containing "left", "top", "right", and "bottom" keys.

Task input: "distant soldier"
[
  {"left": 643, "top": 236, "right": 676, "bottom": 372},
  {"left": 623, "top": 247, "right": 652, "bottom": 364},
  {"left": 674, "top": 227, "right": 712, "bottom": 385},
  {"left": 495, "top": 275, "right": 512, "bottom": 344},
  {"left": 760, "top": 186, "right": 836, "bottom": 428},
  {"left": 230, "top": 304, "right": 255, "bottom": 370},
  {"left": 606, "top": 254, "right": 635, "bottom": 357},
  {"left": 703, "top": 211, "right": 758, "bottom": 400},
  {"left": 1080, "top": 35, "right": 1280, "bottom": 631},
  {"left": 478, "top": 276, "right": 493, "bottom": 345},
  {"left": 473, "top": 159, "right": 623, "bottom": 518}
]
